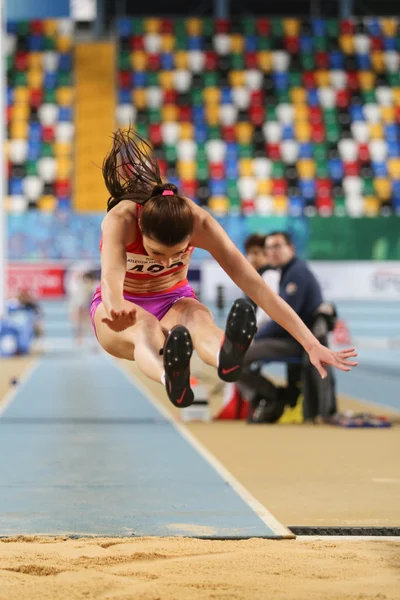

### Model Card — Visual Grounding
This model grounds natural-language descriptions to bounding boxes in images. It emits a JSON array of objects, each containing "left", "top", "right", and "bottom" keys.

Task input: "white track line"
[
  {"left": 0, "top": 358, "right": 41, "bottom": 417},
  {"left": 111, "top": 358, "right": 294, "bottom": 539}
]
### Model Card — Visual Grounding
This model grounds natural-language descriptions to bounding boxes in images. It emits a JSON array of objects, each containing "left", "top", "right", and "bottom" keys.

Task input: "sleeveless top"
[{"left": 100, "top": 204, "right": 194, "bottom": 296}]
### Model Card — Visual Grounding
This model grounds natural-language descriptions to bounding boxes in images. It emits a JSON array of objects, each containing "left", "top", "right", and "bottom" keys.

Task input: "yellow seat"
[
  {"left": 257, "top": 51, "right": 272, "bottom": 72},
  {"left": 14, "top": 87, "right": 30, "bottom": 104},
  {"left": 297, "top": 158, "right": 316, "bottom": 178},
  {"left": 56, "top": 87, "right": 74, "bottom": 106},
  {"left": 144, "top": 18, "right": 161, "bottom": 33},
  {"left": 205, "top": 104, "right": 219, "bottom": 126},
  {"left": 162, "top": 104, "right": 179, "bottom": 122},
  {"left": 236, "top": 122, "right": 253, "bottom": 144},
  {"left": 57, "top": 35, "right": 73, "bottom": 53},
  {"left": 186, "top": 18, "right": 202, "bottom": 36},
  {"left": 290, "top": 87, "right": 307, "bottom": 104},
  {"left": 4, "top": 140, "right": 10, "bottom": 159},
  {"left": 174, "top": 51, "right": 188, "bottom": 69},
  {"left": 228, "top": 70, "right": 245, "bottom": 87},
  {"left": 161, "top": 34, "right": 175, "bottom": 52},
  {"left": 315, "top": 70, "right": 330, "bottom": 87},
  {"left": 43, "top": 19, "right": 57, "bottom": 36},
  {"left": 273, "top": 196, "right": 288, "bottom": 214},
  {"left": 257, "top": 179, "right": 272, "bottom": 195},
  {"left": 179, "top": 122, "right": 194, "bottom": 140},
  {"left": 54, "top": 141, "right": 72, "bottom": 157},
  {"left": 38, "top": 195, "right": 57, "bottom": 211},
  {"left": 203, "top": 87, "right": 221, "bottom": 105},
  {"left": 132, "top": 88, "right": 147, "bottom": 110},
  {"left": 358, "top": 71, "right": 376, "bottom": 91},
  {"left": 380, "top": 18, "right": 397, "bottom": 37},
  {"left": 374, "top": 178, "right": 391, "bottom": 201},
  {"left": 239, "top": 158, "right": 253, "bottom": 177},
  {"left": 57, "top": 157, "right": 73, "bottom": 179},
  {"left": 283, "top": 19, "right": 300, "bottom": 36},
  {"left": 208, "top": 196, "right": 229, "bottom": 214},
  {"left": 10, "top": 121, "right": 28, "bottom": 139},
  {"left": 371, "top": 51, "right": 384, "bottom": 73},
  {"left": 159, "top": 71, "right": 174, "bottom": 89},
  {"left": 131, "top": 51, "right": 147, "bottom": 71},
  {"left": 28, "top": 52, "right": 42, "bottom": 69},
  {"left": 4, "top": 197, "right": 13, "bottom": 213},
  {"left": 392, "top": 88, "right": 400, "bottom": 106},
  {"left": 177, "top": 160, "right": 196, "bottom": 179},
  {"left": 27, "top": 69, "right": 43, "bottom": 89},
  {"left": 364, "top": 196, "right": 380, "bottom": 217},
  {"left": 339, "top": 34, "right": 355, "bottom": 54},
  {"left": 294, "top": 105, "right": 309, "bottom": 121},
  {"left": 12, "top": 103, "right": 30, "bottom": 121},
  {"left": 231, "top": 34, "right": 244, "bottom": 53},
  {"left": 381, "top": 106, "right": 395, "bottom": 123},
  {"left": 388, "top": 158, "right": 400, "bottom": 179},
  {"left": 369, "top": 123, "right": 384, "bottom": 139}
]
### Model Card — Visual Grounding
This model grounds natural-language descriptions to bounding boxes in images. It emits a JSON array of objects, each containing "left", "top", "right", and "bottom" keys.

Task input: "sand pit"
[{"left": 0, "top": 536, "right": 399, "bottom": 600}]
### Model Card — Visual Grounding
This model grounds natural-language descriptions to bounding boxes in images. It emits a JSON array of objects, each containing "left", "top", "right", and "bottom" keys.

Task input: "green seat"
[
  {"left": 276, "top": 90, "right": 290, "bottom": 103},
  {"left": 165, "top": 144, "right": 177, "bottom": 163},
  {"left": 176, "top": 35, "right": 188, "bottom": 51},
  {"left": 334, "top": 196, "right": 346, "bottom": 216},
  {"left": 289, "top": 71, "right": 302, "bottom": 88},
  {"left": 14, "top": 72, "right": 27, "bottom": 86},
  {"left": 132, "top": 19, "right": 144, "bottom": 35},
  {"left": 257, "top": 37, "right": 271, "bottom": 50},
  {"left": 43, "top": 36, "right": 55, "bottom": 51},
  {"left": 175, "top": 19, "right": 186, "bottom": 36},
  {"left": 323, "top": 109, "right": 338, "bottom": 126},
  {"left": 388, "top": 73, "right": 400, "bottom": 87},
  {"left": 44, "top": 89, "right": 57, "bottom": 103},
  {"left": 208, "top": 126, "right": 221, "bottom": 140},
  {"left": 316, "top": 161, "right": 329, "bottom": 177},
  {"left": 148, "top": 108, "right": 161, "bottom": 124},
  {"left": 301, "top": 54, "right": 315, "bottom": 70},
  {"left": 135, "top": 123, "right": 148, "bottom": 140},
  {"left": 313, "top": 143, "right": 328, "bottom": 161},
  {"left": 326, "top": 19, "right": 339, "bottom": 38},
  {"left": 229, "top": 194, "right": 241, "bottom": 212},
  {"left": 42, "top": 142, "right": 54, "bottom": 158},
  {"left": 7, "top": 55, "right": 14, "bottom": 72},
  {"left": 147, "top": 73, "right": 159, "bottom": 86},
  {"left": 314, "top": 36, "right": 327, "bottom": 51},
  {"left": 227, "top": 180, "right": 240, "bottom": 209},
  {"left": 362, "top": 90, "right": 376, "bottom": 103},
  {"left": 271, "top": 161, "right": 285, "bottom": 178},
  {"left": 326, "top": 124, "right": 340, "bottom": 143},
  {"left": 243, "top": 17, "right": 256, "bottom": 35},
  {"left": 197, "top": 161, "right": 208, "bottom": 180},
  {"left": 266, "top": 105, "right": 277, "bottom": 121},
  {"left": 203, "top": 18, "right": 214, "bottom": 37},
  {"left": 26, "top": 161, "right": 38, "bottom": 176},
  {"left": 17, "top": 21, "right": 29, "bottom": 35},
  {"left": 271, "top": 18, "right": 283, "bottom": 38},
  {"left": 363, "top": 178, "right": 375, "bottom": 196},
  {"left": 231, "top": 53, "right": 245, "bottom": 69},
  {"left": 58, "top": 72, "right": 73, "bottom": 87},
  {"left": 119, "top": 51, "right": 131, "bottom": 70},
  {"left": 238, "top": 144, "right": 254, "bottom": 158},
  {"left": 196, "top": 144, "right": 207, "bottom": 161},
  {"left": 203, "top": 72, "right": 219, "bottom": 87},
  {"left": 191, "top": 88, "right": 203, "bottom": 106}
]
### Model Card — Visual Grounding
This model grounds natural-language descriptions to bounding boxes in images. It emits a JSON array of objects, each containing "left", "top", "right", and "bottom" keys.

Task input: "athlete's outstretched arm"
[{"left": 192, "top": 211, "right": 357, "bottom": 378}]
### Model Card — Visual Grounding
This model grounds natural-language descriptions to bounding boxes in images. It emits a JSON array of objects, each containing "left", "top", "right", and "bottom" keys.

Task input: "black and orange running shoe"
[
  {"left": 163, "top": 325, "right": 194, "bottom": 408},
  {"left": 218, "top": 298, "right": 257, "bottom": 382}
]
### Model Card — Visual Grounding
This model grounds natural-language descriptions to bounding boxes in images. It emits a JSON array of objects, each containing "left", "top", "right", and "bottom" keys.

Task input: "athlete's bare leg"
[
  {"left": 94, "top": 302, "right": 166, "bottom": 383},
  {"left": 160, "top": 298, "right": 223, "bottom": 367}
]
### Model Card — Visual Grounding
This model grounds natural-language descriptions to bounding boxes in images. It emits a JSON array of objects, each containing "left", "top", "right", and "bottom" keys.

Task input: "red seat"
[
  {"left": 222, "top": 125, "right": 236, "bottom": 142},
  {"left": 336, "top": 89, "right": 350, "bottom": 108},
  {"left": 15, "top": 51, "right": 28, "bottom": 71},
  {"left": 161, "top": 19, "right": 173, "bottom": 34},
  {"left": 119, "top": 71, "right": 131, "bottom": 89},
  {"left": 316, "top": 178, "right": 332, "bottom": 197},
  {"left": 215, "top": 19, "right": 230, "bottom": 33},
  {"left": 249, "top": 104, "right": 265, "bottom": 127},
  {"left": 302, "top": 71, "right": 316, "bottom": 89},
  {"left": 30, "top": 88, "right": 44, "bottom": 109},
  {"left": 149, "top": 124, "right": 162, "bottom": 146},
  {"left": 42, "top": 126, "right": 55, "bottom": 143},
  {"left": 55, "top": 179, "right": 71, "bottom": 198},
  {"left": 343, "top": 161, "right": 360, "bottom": 176},
  {"left": 179, "top": 105, "right": 192, "bottom": 122},
  {"left": 358, "top": 144, "right": 370, "bottom": 163},
  {"left": 250, "top": 90, "right": 264, "bottom": 106},
  {"left": 7, "top": 161, "right": 12, "bottom": 179},
  {"left": 311, "top": 122, "right": 325, "bottom": 143},
  {"left": 205, "top": 51, "right": 218, "bottom": 71},
  {"left": 256, "top": 18, "right": 271, "bottom": 36},
  {"left": 347, "top": 71, "right": 359, "bottom": 91},
  {"left": 148, "top": 53, "right": 161, "bottom": 71},
  {"left": 266, "top": 143, "right": 281, "bottom": 161},
  {"left": 272, "top": 178, "right": 288, "bottom": 196},
  {"left": 395, "top": 106, "right": 400, "bottom": 124},
  {"left": 340, "top": 19, "right": 355, "bottom": 35},
  {"left": 181, "top": 180, "right": 198, "bottom": 198},
  {"left": 6, "top": 105, "right": 12, "bottom": 124},
  {"left": 31, "top": 20, "right": 44, "bottom": 35},
  {"left": 164, "top": 89, "right": 177, "bottom": 104},
  {"left": 242, "top": 199, "right": 256, "bottom": 214},
  {"left": 158, "top": 159, "right": 167, "bottom": 178},
  {"left": 245, "top": 52, "right": 258, "bottom": 69},
  {"left": 309, "top": 106, "right": 323, "bottom": 124},
  {"left": 315, "top": 51, "right": 329, "bottom": 69},
  {"left": 316, "top": 196, "right": 334, "bottom": 214},
  {"left": 284, "top": 36, "right": 300, "bottom": 54},
  {"left": 371, "top": 36, "right": 383, "bottom": 51},
  {"left": 209, "top": 162, "right": 225, "bottom": 179},
  {"left": 130, "top": 36, "right": 144, "bottom": 51}
]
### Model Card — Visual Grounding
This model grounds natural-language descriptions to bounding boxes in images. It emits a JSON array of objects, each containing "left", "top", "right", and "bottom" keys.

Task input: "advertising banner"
[{"left": 7, "top": 264, "right": 66, "bottom": 299}]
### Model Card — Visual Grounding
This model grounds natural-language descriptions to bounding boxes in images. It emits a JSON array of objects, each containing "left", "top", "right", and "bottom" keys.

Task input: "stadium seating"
[
  {"left": 116, "top": 17, "right": 400, "bottom": 217},
  {"left": 5, "top": 19, "right": 74, "bottom": 213}
]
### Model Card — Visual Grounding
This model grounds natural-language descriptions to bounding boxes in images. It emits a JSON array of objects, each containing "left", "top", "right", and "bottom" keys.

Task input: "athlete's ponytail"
[{"left": 103, "top": 127, "right": 194, "bottom": 246}]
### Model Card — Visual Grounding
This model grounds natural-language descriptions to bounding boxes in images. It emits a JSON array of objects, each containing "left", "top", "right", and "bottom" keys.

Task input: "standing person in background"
[
  {"left": 244, "top": 234, "right": 280, "bottom": 328},
  {"left": 67, "top": 265, "right": 98, "bottom": 345}
]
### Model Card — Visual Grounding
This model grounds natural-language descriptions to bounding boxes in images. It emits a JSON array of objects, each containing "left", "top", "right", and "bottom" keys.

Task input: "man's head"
[
  {"left": 265, "top": 231, "right": 295, "bottom": 268},
  {"left": 244, "top": 234, "right": 267, "bottom": 270}
]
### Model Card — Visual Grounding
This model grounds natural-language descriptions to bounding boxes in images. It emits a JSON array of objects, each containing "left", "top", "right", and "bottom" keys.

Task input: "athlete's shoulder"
[{"left": 101, "top": 200, "right": 137, "bottom": 229}]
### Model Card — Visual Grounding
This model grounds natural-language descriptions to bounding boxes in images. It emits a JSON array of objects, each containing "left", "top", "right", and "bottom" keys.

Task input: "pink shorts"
[{"left": 90, "top": 282, "right": 198, "bottom": 338}]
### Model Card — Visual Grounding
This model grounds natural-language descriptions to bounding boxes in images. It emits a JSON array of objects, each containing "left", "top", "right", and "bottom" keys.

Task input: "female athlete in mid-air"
[{"left": 90, "top": 128, "right": 357, "bottom": 407}]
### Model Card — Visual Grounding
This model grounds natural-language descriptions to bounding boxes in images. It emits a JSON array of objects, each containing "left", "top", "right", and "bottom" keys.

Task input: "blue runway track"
[{"left": 0, "top": 349, "right": 290, "bottom": 538}]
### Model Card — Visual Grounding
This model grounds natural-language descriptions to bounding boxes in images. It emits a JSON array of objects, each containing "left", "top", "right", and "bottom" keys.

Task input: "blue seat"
[
  {"left": 307, "top": 89, "right": 319, "bottom": 107},
  {"left": 311, "top": 18, "right": 326, "bottom": 37},
  {"left": 387, "top": 141, "right": 400, "bottom": 158},
  {"left": 226, "top": 142, "right": 238, "bottom": 160},
  {"left": 366, "top": 18, "right": 381, "bottom": 36},
  {"left": 383, "top": 36, "right": 397, "bottom": 51},
  {"left": 288, "top": 195, "right": 305, "bottom": 216},
  {"left": 282, "top": 124, "right": 295, "bottom": 140},
  {"left": 118, "top": 89, "right": 131, "bottom": 104},
  {"left": 192, "top": 105, "right": 205, "bottom": 123},
  {"left": 194, "top": 124, "right": 207, "bottom": 143},
  {"left": 372, "top": 161, "right": 388, "bottom": 177},
  {"left": 118, "top": 18, "right": 133, "bottom": 38},
  {"left": 226, "top": 160, "right": 238, "bottom": 179},
  {"left": 188, "top": 36, "right": 202, "bottom": 51},
  {"left": 328, "top": 158, "right": 344, "bottom": 181},
  {"left": 10, "top": 177, "right": 24, "bottom": 195},
  {"left": 6, "top": 21, "right": 17, "bottom": 33},
  {"left": 350, "top": 104, "right": 364, "bottom": 121},
  {"left": 221, "top": 87, "right": 232, "bottom": 104},
  {"left": 299, "top": 179, "right": 316, "bottom": 200},
  {"left": 299, "top": 143, "right": 313, "bottom": 158},
  {"left": 29, "top": 122, "right": 42, "bottom": 142},
  {"left": 300, "top": 34, "right": 313, "bottom": 54},
  {"left": 57, "top": 198, "right": 72, "bottom": 210},
  {"left": 392, "top": 180, "right": 400, "bottom": 199},
  {"left": 161, "top": 53, "right": 174, "bottom": 70},
  {"left": 58, "top": 53, "right": 73, "bottom": 72},
  {"left": 7, "top": 86, "right": 13, "bottom": 106},
  {"left": 210, "top": 180, "right": 226, "bottom": 196},
  {"left": 132, "top": 71, "right": 147, "bottom": 87},
  {"left": 273, "top": 72, "right": 289, "bottom": 90},
  {"left": 28, "top": 141, "right": 42, "bottom": 161},
  {"left": 329, "top": 50, "right": 345, "bottom": 69},
  {"left": 58, "top": 106, "right": 73, "bottom": 122},
  {"left": 385, "top": 124, "right": 398, "bottom": 143},
  {"left": 245, "top": 35, "right": 257, "bottom": 52},
  {"left": 44, "top": 72, "right": 57, "bottom": 90},
  {"left": 356, "top": 53, "right": 371, "bottom": 70}
]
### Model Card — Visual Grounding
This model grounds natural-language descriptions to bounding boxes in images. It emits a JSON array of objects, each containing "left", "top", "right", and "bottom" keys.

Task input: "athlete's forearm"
[{"left": 101, "top": 265, "right": 126, "bottom": 311}]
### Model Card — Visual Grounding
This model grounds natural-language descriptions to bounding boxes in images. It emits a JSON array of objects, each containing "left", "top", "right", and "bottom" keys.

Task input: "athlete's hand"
[
  {"left": 102, "top": 302, "right": 137, "bottom": 332},
  {"left": 308, "top": 344, "right": 358, "bottom": 379}
]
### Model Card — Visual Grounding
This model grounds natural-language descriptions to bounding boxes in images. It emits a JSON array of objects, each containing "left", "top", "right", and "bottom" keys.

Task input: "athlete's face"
[{"left": 142, "top": 235, "right": 191, "bottom": 268}]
